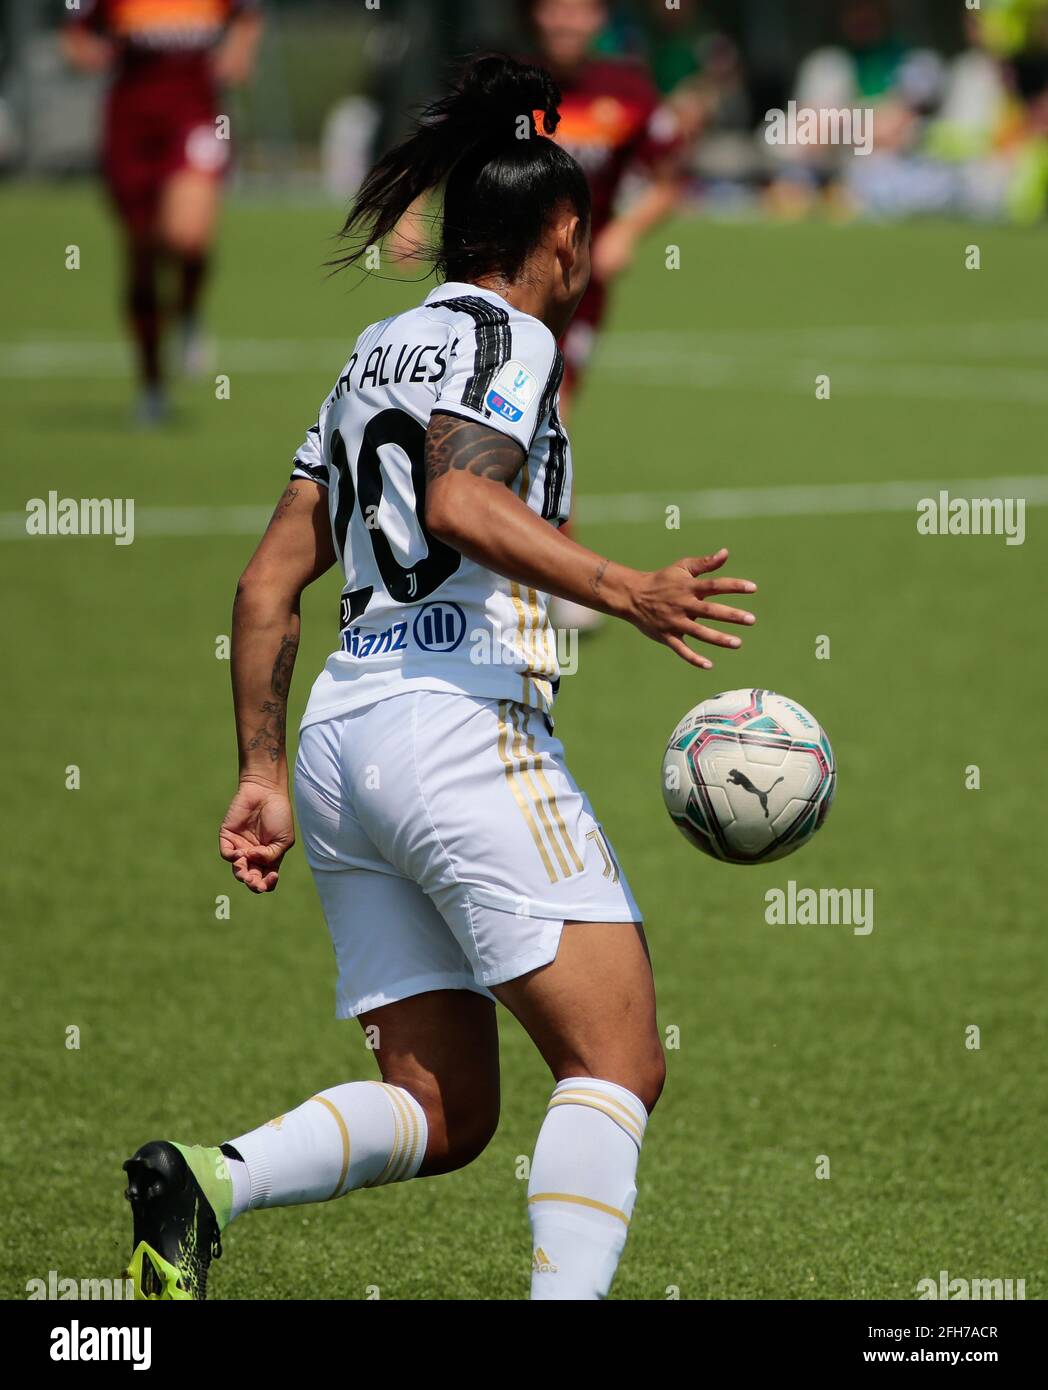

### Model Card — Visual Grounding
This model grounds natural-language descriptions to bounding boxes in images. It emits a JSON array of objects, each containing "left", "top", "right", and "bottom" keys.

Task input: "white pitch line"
[
  {"left": 578, "top": 475, "right": 1048, "bottom": 525},
  {"left": 617, "top": 359, "right": 1048, "bottom": 404},
  {"left": 2, "top": 477, "right": 1044, "bottom": 541},
  {"left": 1, "top": 319, "right": 1046, "bottom": 384}
]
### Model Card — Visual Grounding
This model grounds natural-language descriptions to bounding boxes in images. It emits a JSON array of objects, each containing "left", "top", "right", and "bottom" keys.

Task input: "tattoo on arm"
[
  {"left": 270, "top": 634, "right": 297, "bottom": 701},
  {"left": 425, "top": 413, "right": 526, "bottom": 486},
  {"left": 246, "top": 701, "right": 286, "bottom": 763},
  {"left": 245, "top": 634, "right": 299, "bottom": 762},
  {"left": 271, "top": 484, "right": 300, "bottom": 524},
  {"left": 590, "top": 557, "right": 609, "bottom": 600}
]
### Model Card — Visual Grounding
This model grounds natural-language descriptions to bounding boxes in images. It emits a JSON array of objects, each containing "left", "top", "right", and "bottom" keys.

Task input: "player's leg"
[
  {"left": 121, "top": 229, "right": 165, "bottom": 421},
  {"left": 102, "top": 86, "right": 169, "bottom": 423},
  {"left": 493, "top": 919, "right": 663, "bottom": 1300},
  {"left": 358, "top": 989, "right": 500, "bottom": 1178},
  {"left": 157, "top": 168, "right": 221, "bottom": 375},
  {"left": 220, "top": 987, "right": 499, "bottom": 1210},
  {"left": 124, "top": 714, "right": 501, "bottom": 1299},
  {"left": 404, "top": 694, "right": 654, "bottom": 1299},
  {"left": 123, "top": 988, "right": 499, "bottom": 1300},
  {"left": 219, "top": 716, "right": 503, "bottom": 1208},
  {"left": 100, "top": 87, "right": 164, "bottom": 419}
]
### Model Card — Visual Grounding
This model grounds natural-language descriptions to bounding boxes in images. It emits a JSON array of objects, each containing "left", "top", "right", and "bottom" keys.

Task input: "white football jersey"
[{"left": 291, "top": 282, "right": 572, "bottom": 729}]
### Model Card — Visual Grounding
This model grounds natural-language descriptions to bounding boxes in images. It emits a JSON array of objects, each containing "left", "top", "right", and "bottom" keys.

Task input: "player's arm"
[
  {"left": 61, "top": 18, "right": 115, "bottom": 73},
  {"left": 424, "top": 413, "right": 756, "bottom": 669},
  {"left": 220, "top": 480, "right": 336, "bottom": 893},
  {"left": 211, "top": 6, "right": 264, "bottom": 86},
  {"left": 592, "top": 154, "right": 683, "bottom": 281}
]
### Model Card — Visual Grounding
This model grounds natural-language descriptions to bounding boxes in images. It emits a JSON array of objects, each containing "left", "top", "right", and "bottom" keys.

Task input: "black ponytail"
[{"left": 333, "top": 54, "right": 591, "bottom": 283}]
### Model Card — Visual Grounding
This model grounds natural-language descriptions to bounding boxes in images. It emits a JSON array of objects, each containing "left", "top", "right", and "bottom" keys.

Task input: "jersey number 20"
[{"left": 331, "top": 408, "right": 462, "bottom": 624}]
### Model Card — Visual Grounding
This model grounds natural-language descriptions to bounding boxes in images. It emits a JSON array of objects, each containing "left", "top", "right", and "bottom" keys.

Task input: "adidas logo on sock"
[{"left": 532, "top": 1247, "right": 558, "bottom": 1274}]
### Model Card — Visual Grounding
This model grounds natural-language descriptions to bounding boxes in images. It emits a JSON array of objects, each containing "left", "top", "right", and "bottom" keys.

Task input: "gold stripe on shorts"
[
  {"left": 520, "top": 710, "right": 585, "bottom": 874},
  {"left": 497, "top": 701, "right": 559, "bottom": 883},
  {"left": 508, "top": 705, "right": 575, "bottom": 880}
]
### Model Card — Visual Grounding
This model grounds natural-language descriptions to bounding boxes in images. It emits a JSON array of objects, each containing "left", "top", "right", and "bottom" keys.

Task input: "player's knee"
[
  {"left": 568, "top": 1042, "right": 666, "bottom": 1115},
  {"left": 391, "top": 1074, "right": 499, "bottom": 1176},
  {"left": 636, "top": 1043, "right": 667, "bottom": 1114},
  {"left": 165, "top": 224, "right": 210, "bottom": 260},
  {"left": 126, "top": 259, "right": 157, "bottom": 314},
  {"left": 128, "top": 281, "right": 157, "bottom": 317},
  {"left": 428, "top": 1100, "right": 500, "bottom": 1174}
]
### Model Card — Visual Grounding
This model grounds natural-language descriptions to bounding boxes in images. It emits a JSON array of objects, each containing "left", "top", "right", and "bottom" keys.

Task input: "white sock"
[
  {"left": 527, "top": 1077, "right": 648, "bottom": 1300},
  {"left": 225, "top": 1081, "right": 428, "bottom": 1220}
]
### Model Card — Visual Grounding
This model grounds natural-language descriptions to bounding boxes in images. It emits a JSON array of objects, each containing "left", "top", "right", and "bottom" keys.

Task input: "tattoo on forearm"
[
  {"left": 271, "top": 484, "right": 300, "bottom": 523},
  {"left": 271, "top": 634, "right": 297, "bottom": 701},
  {"left": 426, "top": 413, "right": 526, "bottom": 486},
  {"left": 245, "top": 634, "right": 298, "bottom": 762},
  {"left": 246, "top": 700, "right": 286, "bottom": 763},
  {"left": 590, "top": 558, "right": 609, "bottom": 599}
]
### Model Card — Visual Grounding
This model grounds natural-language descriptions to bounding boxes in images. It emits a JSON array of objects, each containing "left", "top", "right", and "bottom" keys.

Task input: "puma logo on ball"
[{"left": 727, "top": 769, "right": 784, "bottom": 818}]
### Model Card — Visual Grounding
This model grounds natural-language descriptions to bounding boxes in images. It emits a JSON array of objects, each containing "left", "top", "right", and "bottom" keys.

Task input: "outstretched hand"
[{"left": 628, "top": 549, "right": 758, "bottom": 669}]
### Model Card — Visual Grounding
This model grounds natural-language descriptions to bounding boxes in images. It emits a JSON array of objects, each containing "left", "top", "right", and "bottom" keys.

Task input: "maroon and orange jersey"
[
  {"left": 70, "top": 0, "right": 256, "bottom": 61},
  {"left": 546, "top": 58, "right": 683, "bottom": 234}
]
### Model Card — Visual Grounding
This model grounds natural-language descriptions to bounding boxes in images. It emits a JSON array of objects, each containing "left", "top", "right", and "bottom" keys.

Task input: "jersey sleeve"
[
  {"left": 614, "top": 65, "right": 684, "bottom": 172},
  {"left": 432, "top": 315, "right": 562, "bottom": 453},
  {"left": 633, "top": 97, "right": 686, "bottom": 172},
  {"left": 290, "top": 420, "right": 327, "bottom": 486}
]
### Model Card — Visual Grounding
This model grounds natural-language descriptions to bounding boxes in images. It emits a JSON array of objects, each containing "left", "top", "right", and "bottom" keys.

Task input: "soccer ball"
[{"left": 661, "top": 689, "right": 835, "bottom": 864}]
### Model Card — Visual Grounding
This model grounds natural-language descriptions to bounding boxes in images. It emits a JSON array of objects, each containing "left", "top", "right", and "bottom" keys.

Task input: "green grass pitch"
[{"left": 2, "top": 186, "right": 1044, "bottom": 1300}]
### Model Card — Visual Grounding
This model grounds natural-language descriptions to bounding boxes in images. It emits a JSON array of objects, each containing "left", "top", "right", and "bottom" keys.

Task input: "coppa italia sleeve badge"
[{"left": 486, "top": 361, "right": 537, "bottom": 423}]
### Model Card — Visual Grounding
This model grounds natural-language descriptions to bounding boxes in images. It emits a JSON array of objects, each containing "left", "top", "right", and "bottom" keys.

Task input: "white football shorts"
[{"left": 294, "top": 691, "right": 641, "bottom": 1018}]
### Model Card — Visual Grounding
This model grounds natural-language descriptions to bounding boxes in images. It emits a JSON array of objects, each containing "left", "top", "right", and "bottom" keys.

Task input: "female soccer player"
[
  {"left": 123, "top": 56, "right": 757, "bottom": 1302},
  {"left": 62, "top": 0, "right": 262, "bottom": 424}
]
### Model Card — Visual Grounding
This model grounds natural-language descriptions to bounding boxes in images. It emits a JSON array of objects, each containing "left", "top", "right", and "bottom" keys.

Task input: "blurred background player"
[
  {"left": 523, "top": 0, "right": 686, "bottom": 631},
  {"left": 62, "top": 0, "right": 263, "bottom": 425}
]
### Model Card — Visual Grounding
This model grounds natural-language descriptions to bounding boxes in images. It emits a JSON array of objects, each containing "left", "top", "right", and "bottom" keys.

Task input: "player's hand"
[
  {"left": 219, "top": 777, "right": 295, "bottom": 893},
  {"left": 627, "top": 549, "right": 757, "bottom": 670},
  {"left": 592, "top": 221, "right": 636, "bottom": 282},
  {"left": 211, "top": 42, "right": 252, "bottom": 86},
  {"left": 63, "top": 31, "right": 116, "bottom": 74}
]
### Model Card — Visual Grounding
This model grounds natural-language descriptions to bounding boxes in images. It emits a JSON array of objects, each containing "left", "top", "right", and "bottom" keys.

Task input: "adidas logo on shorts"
[{"left": 532, "top": 1246, "right": 558, "bottom": 1274}]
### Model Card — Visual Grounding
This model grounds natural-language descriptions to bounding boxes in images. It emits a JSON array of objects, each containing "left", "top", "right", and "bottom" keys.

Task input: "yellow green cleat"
[{"left": 123, "top": 1140, "right": 232, "bottom": 1300}]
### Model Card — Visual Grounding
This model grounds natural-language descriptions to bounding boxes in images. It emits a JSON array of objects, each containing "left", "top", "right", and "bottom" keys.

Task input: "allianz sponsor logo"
[
  {"left": 50, "top": 1320, "right": 152, "bottom": 1371},
  {"left": 916, "top": 1270, "right": 1026, "bottom": 1301},
  {"left": 341, "top": 619, "right": 408, "bottom": 659},
  {"left": 339, "top": 602, "right": 467, "bottom": 659},
  {"left": 339, "top": 606, "right": 580, "bottom": 675}
]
